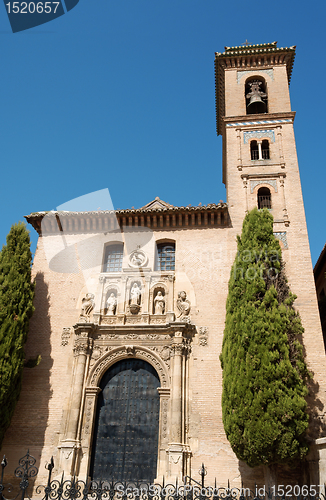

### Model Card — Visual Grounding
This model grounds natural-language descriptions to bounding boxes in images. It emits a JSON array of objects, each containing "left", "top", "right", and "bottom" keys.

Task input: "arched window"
[
  {"left": 250, "top": 139, "right": 270, "bottom": 160},
  {"left": 257, "top": 187, "right": 272, "bottom": 209},
  {"left": 104, "top": 243, "right": 123, "bottom": 272},
  {"left": 250, "top": 140, "right": 259, "bottom": 160},
  {"left": 90, "top": 359, "right": 160, "bottom": 482},
  {"left": 245, "top": 77, "right": 268, "bottom": 115},
  {"left": 155, "top": 242, "right": 175, "bottom": 271},
  {"left": 262, "top": 139, "right": 270, "bottom": 159}
]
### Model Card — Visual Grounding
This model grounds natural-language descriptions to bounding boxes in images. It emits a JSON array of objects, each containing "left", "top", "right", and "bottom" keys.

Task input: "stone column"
[
  {"left": 236, "top": 128, "right": 242, "bottom": 170},
  {"left": 79, "top": 386, "right": 102, "bottom": 481},
  {"left": 156, "top": 387, "right": 171, "bottom": 481},
  {"left": 166, "top": 274, "right": 175, "bottom": 322},
  {"left": 276, "top": 126, "right": 285, "bottom": 167},
  {"left": 279, "top": 175, "right": 289, "bottom": 226},
  {"left": 257, "top": 140, "right": 262, "bottom": 160},
  {"left": 58, "top": 324, "right": 93, "bottom": 477},
  {"left": 242, "top": 176, "right": 249, "bottom": 212},
  {"left": 168, "top": 331, "right": 185, "bottom": 481}
]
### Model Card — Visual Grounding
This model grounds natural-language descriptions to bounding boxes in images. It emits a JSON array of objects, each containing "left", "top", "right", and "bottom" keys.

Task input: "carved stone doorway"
[{"left": 90, "top": 359, "right": 160, "bottom": 482}]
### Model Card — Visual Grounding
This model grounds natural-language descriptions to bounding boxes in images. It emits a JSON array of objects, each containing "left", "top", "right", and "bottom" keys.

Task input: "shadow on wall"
[{"left": 1, "top": 272, "right": 53, "bottom": 484}]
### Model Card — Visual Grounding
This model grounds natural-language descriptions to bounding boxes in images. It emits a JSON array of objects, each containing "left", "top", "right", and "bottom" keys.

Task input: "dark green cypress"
[
  {"left": 0, "top": 222, "right": 35, "bottom": 447},
  {"left": 220, "top": 208, "right": 309, "bottom": 468}
]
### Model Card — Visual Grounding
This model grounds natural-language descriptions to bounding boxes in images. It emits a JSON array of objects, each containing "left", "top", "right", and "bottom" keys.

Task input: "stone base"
[{"left": 57, "top": 439, "right": 80, "bottom": 477}]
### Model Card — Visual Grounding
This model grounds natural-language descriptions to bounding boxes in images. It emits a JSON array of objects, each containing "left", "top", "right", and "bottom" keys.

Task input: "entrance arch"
[{"left": 90, "top": 358, "right": 160, "bottom": 482}]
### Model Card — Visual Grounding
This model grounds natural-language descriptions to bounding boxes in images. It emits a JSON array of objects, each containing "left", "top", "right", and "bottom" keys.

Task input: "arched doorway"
[{"left": 90, "top": 358, "right": 160, "bottom": 482}]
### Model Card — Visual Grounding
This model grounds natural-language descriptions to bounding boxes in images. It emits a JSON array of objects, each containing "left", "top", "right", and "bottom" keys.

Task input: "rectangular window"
[
  {"left": 156, "top": 243, "right": 175, "bottom": 271},
  {"left": 105, "top": 244, "right": 123, "bottom": 272}
]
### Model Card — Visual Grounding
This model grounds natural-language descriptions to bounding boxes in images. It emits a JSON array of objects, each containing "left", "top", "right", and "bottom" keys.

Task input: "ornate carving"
[
  {"left": 161, "top": 347, "right": 171, "bottom": 361},
  {"left": 274, "top": 231, "right": 288, "bottom": 249},
  {"left": 125, "top": 333, "right": 140, "bottom": 339},
  {"left": 198, "top": 326, "right": 208, "bottom": 346},
  {"left": 84, "top": 398, "right": 93, "bottom": 435},
  {"left": 97, "top": 333, "right": 117, "bottom": 339},
  {"left": 125, "top": 345, "right": 135, "bottom": 356},
  {"left": 243, "top": 129, "right": 275, "bottom": 144},
  {"left": 169, "top": 454, "right": 181, "bottom": 464},
  {"left": 149, "top": 346, "right": 171, "bottom": 368},
  {"left": 150, "top": 317, "right": 167, "bottom": 325},
  {"left": 126, "top": 316, "right": 143, "bottom": 324},
  {"left": 79, "top": 293, "right": 95, "bottom": 322},
  {"left": 89, "top": 346, "right": 169, "bottom": 387},
  {"left": 101, "top": 317, "right": 117, "bottom": 325},
  {"left": 161, "top": 399, "right": 168, "bottom": 440},
  {"left": 250, "top": 179, "right": 277, "bottom": 193},
  {"left": 99, "top": 276, "right": 106, "bottom": 283},
  {"left": 73, "top": 341, "right": 89, "bottom": 357},
  {"left": 129, "top": 248, "right": 148, "bottom": 268},
  {"left": 92, "top": 346, "right": 102, "bottom": 360},
  {"left": 172, "top": 343, "right": 185, "bottom": 356},
  {"left": 176, "top": 291, "right": 191, "bottom": 321},
  {"left": 61, "top": 327, "right": 71, "bottom": 346}
]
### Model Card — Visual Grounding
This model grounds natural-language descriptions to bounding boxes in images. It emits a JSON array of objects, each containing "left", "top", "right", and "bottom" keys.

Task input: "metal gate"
[{"left": 90, "top": 358, "right": 160, "bottom": 482}]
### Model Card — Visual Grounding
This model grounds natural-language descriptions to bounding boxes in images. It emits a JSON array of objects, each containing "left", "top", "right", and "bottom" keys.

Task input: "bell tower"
[
  {"left": 215, "top": 42, "right": 326, "bottom": 484},
  {"left": 215, "top": 41, "right": 296, "bottom": 230}
]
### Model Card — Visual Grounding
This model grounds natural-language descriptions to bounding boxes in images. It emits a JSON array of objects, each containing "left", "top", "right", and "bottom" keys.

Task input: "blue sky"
[{"left": 0, "top": 0, "right": 325, "bottom": 266}]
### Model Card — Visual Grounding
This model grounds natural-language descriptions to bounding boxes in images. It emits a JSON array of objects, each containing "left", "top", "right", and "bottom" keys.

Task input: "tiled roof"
[{"left": 25, "top": 201, "right": 229, "bottom": 234}]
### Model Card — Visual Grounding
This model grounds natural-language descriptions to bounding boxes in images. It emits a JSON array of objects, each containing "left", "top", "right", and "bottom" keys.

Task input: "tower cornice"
[{"left": 222, "top": 111, "right": 296, "bottom": 130}]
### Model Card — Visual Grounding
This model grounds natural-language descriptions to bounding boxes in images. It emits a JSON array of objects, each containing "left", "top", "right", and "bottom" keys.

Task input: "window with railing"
[
  {"left": 251, "top": 139, "right": 270, "bottom": 160},
  {"left": 251, "top": 140, "right": 259, "bottom": 160},
  {"left": 262, "top": 140, "right": 270, "bottom": 159},
  {"left": 257, "top": 187, "right": 272, "bottom": 209},
  {"left": 104, "top": 243, "right": 124, "bottom": 272}
]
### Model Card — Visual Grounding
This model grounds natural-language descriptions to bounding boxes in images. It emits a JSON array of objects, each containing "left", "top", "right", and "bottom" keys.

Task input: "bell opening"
[{"left": 245, "top": 78, "right": 268, "bottom": 115}]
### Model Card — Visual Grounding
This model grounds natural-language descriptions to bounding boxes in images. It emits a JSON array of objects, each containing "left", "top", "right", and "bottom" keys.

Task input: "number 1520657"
[{"left": 5, "top": 2, "right": 60, "bottom": 13}]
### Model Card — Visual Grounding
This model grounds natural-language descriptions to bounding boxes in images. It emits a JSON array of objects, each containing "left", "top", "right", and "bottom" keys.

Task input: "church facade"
[{"left": 3, "top": 42, "right": 326, "bottom": 487}]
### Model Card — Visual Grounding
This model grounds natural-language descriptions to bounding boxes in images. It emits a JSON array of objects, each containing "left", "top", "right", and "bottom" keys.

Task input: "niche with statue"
[
  {"left": 105, "top": 288, "right": 118, "bottom": 316},
  {"left": 129, "top": 281, "right": 142, "bottom": 314},
  {"left": 151, "top": 286, "right": 166, "bottom": 315}
]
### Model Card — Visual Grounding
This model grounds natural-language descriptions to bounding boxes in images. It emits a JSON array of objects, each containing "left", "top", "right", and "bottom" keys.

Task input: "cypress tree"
[
  {"left": 0, "top": 222, "right": 35, "bottom": 447},
  {"left": 220, "top": 208, "right": 309, "bottom": 468}
]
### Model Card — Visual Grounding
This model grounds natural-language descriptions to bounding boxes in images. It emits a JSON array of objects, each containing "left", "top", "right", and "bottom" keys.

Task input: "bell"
[
  {"left": 246, "top": 80, "right": 267, "bottom": 114},
  {"left": 247, "top": 93, "right": 266, "bottom": 113}
]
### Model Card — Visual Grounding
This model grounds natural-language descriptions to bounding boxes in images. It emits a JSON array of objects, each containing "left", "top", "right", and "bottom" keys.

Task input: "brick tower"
[{"left": 215, "top": 42, "right": 326, "bottom": 484}]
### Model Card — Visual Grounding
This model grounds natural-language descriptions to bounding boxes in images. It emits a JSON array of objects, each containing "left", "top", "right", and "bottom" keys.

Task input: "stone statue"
[
  {"left": 79, "top": 293, "right": 95, "bottom": 322},
  {"left": 154, "top": 291, "right": 165, "bottom": 315},
  {"left": 130, "top": 283, "right": 141, "bottom": 305},
  {"left": 176, "top": 291, "right": 191, "bottom": 321},
  {"left": 106, "top": 293, "right": 117, "bottom": 315}
]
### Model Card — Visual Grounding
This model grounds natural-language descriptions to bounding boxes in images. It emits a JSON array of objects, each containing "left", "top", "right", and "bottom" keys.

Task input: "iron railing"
[
  {"left": 251, "top": 150, "right": 270, "bottom": 160},
  {"left": 258, "top": 196, "right": 271, "bottom": 209},
  {"left": 1, "top": 452, "right": 325, "bottom": 500}
]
